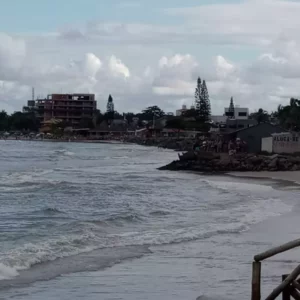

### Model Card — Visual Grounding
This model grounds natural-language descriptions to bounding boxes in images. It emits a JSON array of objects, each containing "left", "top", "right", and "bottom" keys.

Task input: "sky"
[{"left": 1, "top": 0, "right": 300, "bottom": 114}]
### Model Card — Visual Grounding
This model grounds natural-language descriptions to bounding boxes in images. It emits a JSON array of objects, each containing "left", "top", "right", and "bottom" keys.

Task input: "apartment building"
[{"left": 27, "top": 93, "right": 97, "bottom": 126}]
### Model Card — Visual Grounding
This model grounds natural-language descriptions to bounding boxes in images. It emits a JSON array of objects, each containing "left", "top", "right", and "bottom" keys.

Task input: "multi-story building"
[
  {"left": 224, "top": 107, "right": 249, "bottom": 120},
  {"left": 26, "top": 93, "right": 97, "bottom": 127}
]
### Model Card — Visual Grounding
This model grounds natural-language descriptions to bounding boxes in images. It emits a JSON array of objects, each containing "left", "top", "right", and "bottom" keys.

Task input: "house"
[
  {"left": 225, "top": 123, "right": 284, "bottom": 153},
  {"left": 210, "top": 118, "right": 257, "bottom": 133},
  {"left": 88, "top": 119, "right": 128, "bottom": 138}
]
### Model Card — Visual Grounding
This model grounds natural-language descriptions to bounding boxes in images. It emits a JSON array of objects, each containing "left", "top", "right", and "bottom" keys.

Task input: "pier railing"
[{"left": 252, "top": 239, "right": 300, "bottom": 300}]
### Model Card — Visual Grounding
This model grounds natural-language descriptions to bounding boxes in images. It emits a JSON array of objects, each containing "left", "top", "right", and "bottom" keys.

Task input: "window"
[{"left": 238, "top": 112, "right": 247, "bottom": 117}]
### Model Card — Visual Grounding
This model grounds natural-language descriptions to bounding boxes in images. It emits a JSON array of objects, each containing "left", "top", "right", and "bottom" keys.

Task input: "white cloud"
[
  {"left": 83, "top": 53, "right": 102, "bottom": 78},
  {"left": 215, "top": 56, "right": 236, "bottom": 79},
  {"left": 0, "top": 33, "right": 26, "bottom": 80},
  {"left": 166, "top": 0, "right": 300, "bottom": 46},
  {"left": 109, "top": 56, "right": 130, "bottom": 78},
  {"left": 2, "top": 0, "right": 300, "bottom": 114}
]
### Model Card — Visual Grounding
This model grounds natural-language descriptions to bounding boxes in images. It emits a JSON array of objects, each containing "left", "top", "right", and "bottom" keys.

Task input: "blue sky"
[{"left": 0, "top": 0, "right": 241, "bottom": 32}]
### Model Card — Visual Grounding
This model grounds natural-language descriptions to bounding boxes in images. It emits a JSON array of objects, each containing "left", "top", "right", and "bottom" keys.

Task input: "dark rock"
[
  {"left": 178, "top": 151, "right": 196, "bottom": 161},
  {"left": 249, "top": 157, "right": 263, "bottom": 165},
  {"left": 268, "top": 158, "right": 278, "bottom": 168}
]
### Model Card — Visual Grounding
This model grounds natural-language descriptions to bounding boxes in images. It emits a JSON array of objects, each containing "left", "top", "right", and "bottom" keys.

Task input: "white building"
[
  {"left": 224, "top": 107, "right": 249, "bottom": 120},
  {"left": 176, "top": 105, "right": 188, "bottom": 116}
]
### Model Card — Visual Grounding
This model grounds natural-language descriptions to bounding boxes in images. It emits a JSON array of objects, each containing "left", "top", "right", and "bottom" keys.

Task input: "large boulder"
[
  {"left": 196, "top": 151, "right": 220, "bottom": 161},
  {"left": 178, "top": 151, "right": 196, "bottom": 161}
]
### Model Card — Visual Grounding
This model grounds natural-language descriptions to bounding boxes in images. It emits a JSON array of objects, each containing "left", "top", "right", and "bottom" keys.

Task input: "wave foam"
[
  {"left": 0, "top": 263, "right": 19, "bottom": 280},
  {"left": 202, "top": 179, "right": 274, "bottom": 193},
  {"left": 53, "top": 150, "right": 75, "bottom": 156}
]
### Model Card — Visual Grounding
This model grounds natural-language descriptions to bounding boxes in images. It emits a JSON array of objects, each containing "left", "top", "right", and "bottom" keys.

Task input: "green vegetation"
[
  {"left": 250, "top": 108, "right": 270, "bottom": 124},
  {"left": 0, "top": 110, "right": 40, "bottom": 132},
  {"left": 275, "top": 98, "right": 300, "bottom": 131},
  {"left": 2, "top": 90, "right": 300, "bottom": 134},
  {"left": 195, "top": 77, "right": 211, "bottom": 121}
]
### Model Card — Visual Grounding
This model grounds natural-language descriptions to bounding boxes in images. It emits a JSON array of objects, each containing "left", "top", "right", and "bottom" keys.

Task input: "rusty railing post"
[
  {"left": 282, "top": 275, "right": 290, "bottom": 300},
  {"left": 252, "top": 261, "right": 261, "bottom": 300}
]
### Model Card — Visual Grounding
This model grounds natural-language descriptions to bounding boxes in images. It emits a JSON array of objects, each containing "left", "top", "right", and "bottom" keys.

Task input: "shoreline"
[
  {"left": 227, "top": 171, "right": 300, "bottom": 186},
  {"left": 1, "top": 138, "right": 127, "bottom": 144}
]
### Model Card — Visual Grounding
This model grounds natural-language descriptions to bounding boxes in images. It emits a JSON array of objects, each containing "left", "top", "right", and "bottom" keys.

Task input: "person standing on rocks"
[{"left": 193, "top": 140, "right": 201, "bottom": 152}]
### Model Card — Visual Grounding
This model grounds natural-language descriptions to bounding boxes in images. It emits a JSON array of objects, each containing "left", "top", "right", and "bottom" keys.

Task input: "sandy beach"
[{"left": 228, "top": 171, "right": 300, "bottom": 185}]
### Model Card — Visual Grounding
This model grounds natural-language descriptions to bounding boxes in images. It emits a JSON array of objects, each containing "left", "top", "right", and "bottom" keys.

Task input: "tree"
[
  {"left": 78, "top": 117, "right": 94, "bottom": 129},
  {"left": 195, "top": 77, "right": 202, "bottom": 114},
  {"left": 183, "top": 108, "right": 198, "bottom": 118},
  {"left": 124, "top": 112, "right": 135, "bottom": 123},
  {"left": 276, "top": 98, "right": 300, "bottom": 130},
  {"left": 106, "top": 94, "right": 115, "bottom": 121},
  {"left": 228, "top": 97, "right": 235, "bottom": 119},
  {"left": 93, "top": 110, "right": 104, "bottom": 127},
  {"left": 9, "top": 111, "right": 40, "bottom": 131},
  {"left": 107, "top": 95, "right": 114, "bottom": 112},
  {"left": 113, "top": 111, "right": 124, "bottom": 120},
  {"left": 49, "top": 120, "right": 65, "bottom": 136},
  {"left": 165, "top": 118, "right": 185, "bottom": 137},
  {"left": 250, "top": 108, "right": 269, "bottom": 124},
  {"left": 141, "top": 106, "right": 165, "bottom": 120},
  {"left": 201, "top": 80, "right": 211, "bottom": 119},
  {"left": 0, "top": 110, "right": 9, "bottom": 131},
  {"left": 195, "top": 77, "right": 210, "bottom": 122}
]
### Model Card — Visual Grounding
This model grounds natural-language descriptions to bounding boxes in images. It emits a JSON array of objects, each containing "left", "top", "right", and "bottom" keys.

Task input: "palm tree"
[
  {"left": 277, "top": 98, "right": 300, "bottom": 130},
  {"left": 250, "top": 108, "right": 269, "bottom": 124}
]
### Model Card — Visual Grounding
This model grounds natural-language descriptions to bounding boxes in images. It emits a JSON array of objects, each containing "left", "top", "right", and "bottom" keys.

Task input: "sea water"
[{"left": 0, "top": 141, "right": 299, "bottom": 300}]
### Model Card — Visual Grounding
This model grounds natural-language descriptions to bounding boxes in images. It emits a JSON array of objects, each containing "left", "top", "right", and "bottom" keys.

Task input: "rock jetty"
[{"left": 159, "top": 151, "right": 300, "bottom": 173}]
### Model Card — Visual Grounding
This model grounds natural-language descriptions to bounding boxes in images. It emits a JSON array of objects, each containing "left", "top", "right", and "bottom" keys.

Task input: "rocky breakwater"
[{"left": 159, "top": 152, "right": 300, "bottom": 173}]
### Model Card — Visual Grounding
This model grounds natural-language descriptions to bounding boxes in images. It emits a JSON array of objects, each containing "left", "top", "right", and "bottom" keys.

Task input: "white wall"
[
  {"left": 261, "top": 137, "right": 273, "bottom": 153},
  {"left": 262, "top": 133, "right": 300, "bottom": 154},
  {"left": 273, "top": 133, "right": 300, "bottom": 154}
]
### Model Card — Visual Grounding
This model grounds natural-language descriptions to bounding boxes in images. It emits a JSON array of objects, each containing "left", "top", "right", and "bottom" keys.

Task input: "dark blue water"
[{"left": 0, "top": 140, "right": 299, "bottom": 300}]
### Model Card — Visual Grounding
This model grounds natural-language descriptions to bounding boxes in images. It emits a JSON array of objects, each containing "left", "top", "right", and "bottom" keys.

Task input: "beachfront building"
[
  {"left": 226, "top": 123, "right": 283, "bottom": 153},
  {"left": 27, "top": 93, "right": 97, "bottom": 127}
]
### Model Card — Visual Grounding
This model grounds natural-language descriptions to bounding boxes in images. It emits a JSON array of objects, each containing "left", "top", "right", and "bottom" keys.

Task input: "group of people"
[{"left": 193, "top": 137, "right": 248, "bottom": 155}]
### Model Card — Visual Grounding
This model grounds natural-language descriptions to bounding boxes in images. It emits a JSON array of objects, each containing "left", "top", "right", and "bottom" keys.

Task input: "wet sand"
[{"left": 228, "top": 171, "right": 300, "bottom": 185}]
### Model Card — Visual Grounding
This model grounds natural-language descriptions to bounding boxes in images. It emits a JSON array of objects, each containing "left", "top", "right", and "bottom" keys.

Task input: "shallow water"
[{"left": 0, "top": 141, "right": 299, "bottom": 299}]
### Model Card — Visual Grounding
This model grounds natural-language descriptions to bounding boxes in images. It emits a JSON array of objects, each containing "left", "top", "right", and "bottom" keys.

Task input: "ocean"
[{"left": 0, "top": 140, "right": 299, "bottom": 300}]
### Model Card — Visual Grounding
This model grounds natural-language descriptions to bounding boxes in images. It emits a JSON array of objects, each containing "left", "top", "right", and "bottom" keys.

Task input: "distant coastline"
[{"left": 0, "top": 138, "right": 126, "bottom": 144}]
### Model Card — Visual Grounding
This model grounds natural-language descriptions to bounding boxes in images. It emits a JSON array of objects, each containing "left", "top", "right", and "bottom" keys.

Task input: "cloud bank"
[{"left": 1, "top": 0, "right": 300, "bottom": 114}]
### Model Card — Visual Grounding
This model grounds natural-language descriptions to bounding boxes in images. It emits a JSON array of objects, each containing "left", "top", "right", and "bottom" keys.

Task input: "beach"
[
  {"left": 229, "top": 171, "right": 300, "bottom": 185},
  {"left": 0, "top": 141, "right": 300, "bottom": 300}
]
